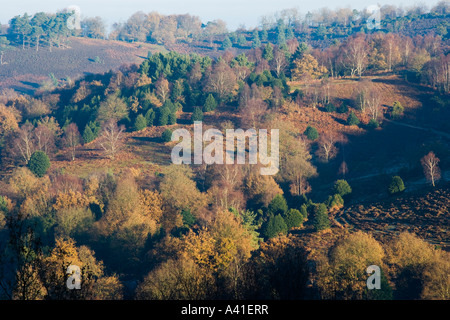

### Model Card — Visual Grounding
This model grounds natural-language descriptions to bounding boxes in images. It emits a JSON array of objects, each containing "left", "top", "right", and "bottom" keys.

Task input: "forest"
[{"left": 0, "top": 2, "right": 449, "bottom": 301}]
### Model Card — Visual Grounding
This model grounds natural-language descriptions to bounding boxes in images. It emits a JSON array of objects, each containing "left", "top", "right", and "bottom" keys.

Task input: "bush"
[
  {"left": 337, "top": 104, "right": 349, "bottom": 114},
  {"left": 268, "top": 194, "right": 288, "bottom": 216},
  {"left": 326, "top": 193, "right": 344, "bottom": 208},
  {"left": 299, "top": 204, "right": 308, "bottom": 220},
  {"left": 168, "top": 112, "right": 177, "bottom": 125},
  {"left": 392, "top": 101, "right": 404, "bottom": 119},
  {"left": 304, "top": 126, "right": 319, "bottom": 140},
  {"left": 388, "top": 176, "right": 406, "bottom": 194},
  {"left": 313, "top": 203, "right": 330, "bottom": 232},
  {"left": 134, "top": 114, "right": 147, "bottom": 131},
  {"left": 333, "top": 179, "right": 352, "bottom": 197},
  {"left": 161, "top": 129, "right": 173, "bottom": 142},
  {"left": 263, "top": 214, "right": 288, "bottom": 239},
  {"left": 284, "top": 209, "right": 303, "bottom": 229},
  {"left": 325, "top": 103, "right": 337, "bottom": 113},
  {"left": 28, "top": 151, "right": 50, "bottom": 177},
  {"left": 347, "top": 111, "right": 360, "bottom": 126},
  {"left": 145, "top": 109, "right": 155, "bottom": 127},
  {"left": 157, "top": 107, "right": 170, "bottom": 126},
  {"left": 82, "top": 125, "right": 95, "bottom": 144}
]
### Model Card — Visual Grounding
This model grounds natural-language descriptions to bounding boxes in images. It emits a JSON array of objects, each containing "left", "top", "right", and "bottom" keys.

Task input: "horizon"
[{"left": 0, "top": 0, "right": 444, "bottom": 32}]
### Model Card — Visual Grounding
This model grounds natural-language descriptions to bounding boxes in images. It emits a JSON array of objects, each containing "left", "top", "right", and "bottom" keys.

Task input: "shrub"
[
  {"left": 263, "top": 214, "right": 288, "bottom": 239},
  {"left": 388, "top": 176, "right": 406, "bottom": 194},
  {"left": 134, "top": 114, "right": 147, "bottom": 131},
  {"left": 299, "top": 204, "right": 308, "bottom": 220},
  {"left": 325, "top": 103, "right": 336, "bottom": 113},
  {"left": 326, "top": 193, "right": 344, "bottom": 208},
  {"left": 82, "top": 125, "right": 95, "bottom": 144},
  {"left": 284, "top": 209, "right": 304, "bottom": 229},
  {"left": 392, "top": 101, "right": 404, "bottom": 119},
  {"left": 347, "top": 111, "right": 360, "bottom": 126},
  {"left": 28, "top": 151, "right": 50, "bottom": 177},
  {"left": 313, "top": 203, "right": 330, "bottom": 232},
  {"left": 304, "top": 126, "right": 319, "bottom": 140},
  {"left": 367, "top": 118, "right": 379, "bottom": 129},
  {"left": 145, "top": 109, "right": 155, "bottom": 126},
  {"left": 161, "top": 129, "right": 173, "bottom": 143},
  {"left": 333, "top": 179, "right": 352, "bottom": 197},
  {"left": 337, "top": 104, "right": 349, "bottom": 114},
  {"left": 168, "top": 112, "right": 177, "bottom": 125}
]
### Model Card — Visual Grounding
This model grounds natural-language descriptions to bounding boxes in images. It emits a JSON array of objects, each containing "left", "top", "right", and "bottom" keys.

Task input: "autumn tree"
[
  {"left": 206, "top": 60, "right": 237, "bottom": 101},
  {"left": 341, "top": 34, "right": 368, "bottom": 77},
  {"left": 240, "top": 98, "right": 268, "bottom": 129},
  {"left": 96, "top": 92, "right": 129, "bottom": 123},
  {"left": 155, "top": 76, "right": 170, "bottom": 103},
  {"left": 291, "top": 53, "right": 328, "bottom": 80},
  {"left": 421, "top": 151, "right": 441, "bottom": 187},
  {"left": 97, "top": 120, "right": 124, "bottom": 160}
]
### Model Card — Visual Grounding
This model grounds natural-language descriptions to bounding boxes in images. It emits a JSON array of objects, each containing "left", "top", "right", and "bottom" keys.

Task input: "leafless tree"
[
  {"left": 316, "top": 131, "right": 347, "bottom": 162},
  {"left": 97, "top": 120, "right": 125, "bottom": 160},
  {"left": 14, "top": 122, "right": 35, "bottom": 164},
  {"left": 366, "top": 86, "right": 383, "bottom": 121},
  {"left": 34, "top": 124, "right": 55, "bottom": 155},
  {"left": 421, "top": 151, "right": 441, "bottom": 187},
  {"left": 63, "top": 123, "right": 81, "bottom": 161},
  {"left": 240, "top": 98, "right": 268, "bottom": 129},
  {"left": 342, "top": 35, "right": 368, "bottom": 78}
]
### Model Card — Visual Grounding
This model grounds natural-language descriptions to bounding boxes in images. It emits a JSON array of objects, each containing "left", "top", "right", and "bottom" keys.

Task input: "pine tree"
[
  {"left": 191, "top": 107, "right": 203, "bottom": 123},
  {"left": 28, "top": 151, "right": 50, "bottom": 177},
  {"left": 134, "top": 114, "right": 147, "bottom": 131},
  {"left": 222, "top": 36, "right": 232, "bottom": 50},
  {"left": 304, "top": 126, "right": 319, "bottom": 140},
  {"left": 82, "top": 125, "right": 95, "bottom": 144},
  {"left": 347, "top": 111, "right": 360, "bottom": 126},
  {"left": 263, "top": 214, "right": 288, "bottom": 239},
  {"left": 313, "top": 203, "right": 330, "bottom": 232},
  {"left": 203, "top": 94, "right": 218, "bottom": 112},
  {"left": 388, "top": 176, "right": 405, "bottom": 194}
]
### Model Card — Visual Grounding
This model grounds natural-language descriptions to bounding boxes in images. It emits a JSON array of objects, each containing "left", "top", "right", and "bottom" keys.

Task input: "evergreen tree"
[
  {"left": 134, "top": 114, "right": 147, "bottom": 131},
  {"left": 304, "top": 126, "right": 319, "bottom": 140},
  {"left": 222, "top": 36, "right": 232, "bottom": 50},
  {"left": 161, "top": 129, "right": 173, "bottom": 142},
  {"left": 347, "top": 111, "right": 360, "bottom": 126},
  {"left": 191, "top": 107, "right": 203, "bottom": 123},
  {"left": 157, "top": 107, "right": 170, "bottom": 126},
  {"left": 203, "top": 94, "right": 218, "bottom": 112},
  {"left": 268, "top": 194, "right": 288, "bottom": 216},
  {"left": 262, "top": 43, "right": 274, "bottom": 61},
  {"left": 333, "top": 179, "right": 352, "bottom": 197},
  {"left": 82, "top": 125, "right": 95, "bottom": 144},
  {"left": 388, "top": 176, "right": 406, "bottom": 194},
  {"left": 168, "top": 112, "right": 177, "bottom": 125},
  {"left": 252, "top": 29, "right": 261, "bottom": 48},
  {"left": 145, "top": 108, "right": 155, "bottom": 126},
  {"left": 263, "top": 214, "right": 288, "bottom": 239},
  {"left": 313, "top": 203, "right": 330, "bottom": 231},
  {"left": 28, "top": 151, "right": 50, "bottom": 177},
  {"left": 238, "top": 34, "right": 247, "bottom": 47},
  {"left": 284, "top": 209, "right": 303, "bottom": 229}
]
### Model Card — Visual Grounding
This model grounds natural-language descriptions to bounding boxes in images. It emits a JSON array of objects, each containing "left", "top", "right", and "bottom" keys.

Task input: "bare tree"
[
  {"left": 366, "top": 86, "right": 383, "bottom": 121},
  {"left": 342, "top": 35, "right": 368, "bottom": 78},
  {"left": 240, "top": 98, "right": 268, "bottom": 129},
  {"left": 14, "top": 122, "right": 35, "bottom": 164},
  {"left": 97, "top": 120, "right": 125, "bottom": 160},
  {"left": 421, "top": 152, "right": 441, "bottom": 187},
  {"left": 63, "top": 123, "right": 81, "bottom": 161},
  {"left": 34, "top": 123, "right": 55, "bottom": 155},
  {"left": 272, "top": 47, "right": 287, "bottom": 76},
  {"left": 316, "top": 131, "right": 347, "bottom": 162}
]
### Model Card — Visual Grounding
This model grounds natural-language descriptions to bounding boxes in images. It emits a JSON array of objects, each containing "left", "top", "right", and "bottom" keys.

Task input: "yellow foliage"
[
  {"left": 139, "top": 189, "right": 163, "bottom": 222},
  {"left": 53, "top": 190, "right": 92, "bottom": 211},
  {"left": 291, "top": 53, "right": 328, "bottom": 80}
]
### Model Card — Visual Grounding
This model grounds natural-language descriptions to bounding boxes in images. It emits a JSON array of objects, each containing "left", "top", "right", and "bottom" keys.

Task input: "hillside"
[{"left": 0, "top": 37, "right": 166, "bottom": 95}]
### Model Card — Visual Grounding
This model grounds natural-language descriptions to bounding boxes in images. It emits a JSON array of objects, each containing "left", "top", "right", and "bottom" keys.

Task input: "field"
[{"left": 0, "top": 37, "right": 166, "bottom": 95}]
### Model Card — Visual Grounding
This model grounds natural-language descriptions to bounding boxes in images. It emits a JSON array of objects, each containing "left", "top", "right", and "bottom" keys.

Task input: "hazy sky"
[{"left": 1, "top": 0, "right": 443, "bottom": 31}]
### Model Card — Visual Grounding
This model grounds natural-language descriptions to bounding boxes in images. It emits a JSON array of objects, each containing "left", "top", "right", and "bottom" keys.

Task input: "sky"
[{"left": 0, "top": 0, "right": 443, "bottom": 31}]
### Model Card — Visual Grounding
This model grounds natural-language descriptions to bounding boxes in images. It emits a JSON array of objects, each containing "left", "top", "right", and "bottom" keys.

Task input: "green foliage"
[
  {"left": 82, "top": 125, "right": 95, "bottom": 144},
  {"left": 347, "top": 111, "right": 360, "bottom": 126},
  {"left": 326, "top": 193, "right": 344, "bottom": 208},
  {"left": 134, "top": 114, "right": 147, "bottom": 131},
  {"left": 299, "top": 204, "right": 308, "bottom": 220},
  {"left": 392, "top": 101, "right": 404, "bottom": 119},
  {"left": 161, "top": 129, "right": 173, "bottom": 142},
  {"left": 367, "top": 118, "right": 379, "bottom": 129},
  {"left": 237, "top": 35, "right": 247, "bottom": 47},
  {"left": 28, "top": 151, "right": 50, "bottom": 177},
  {"left": 333, "top": 179, "right": 352, "bottom": 197},
  {"left": 388, "top": 176, "right": 406, "bottom": 194},
  {"left": 337, "top": 104, "right": 349, "bottom": 114},
  {"left": 181, "top": 208, "right": 196, "bottom": 227},
  {"left": 268, "top": 194, "right": 288, "bottom": 216},
  {"left": 191, "top": 107, "right": 203, "bottom": 123},
  {"left": 304, "top": 126, "right": 319, "bottom": 140},
  {"left": 313, "top": 203, "right": 330, "bottom": 232},
  {"left": 168, "top": 112, "right": 177, "bottom": 125},
  {"left": 203, "top": 94, "right": 218, "bottom": 112},
  {"left": 325, "top": 103, "right": 336, "bottom": 113},
  {"left": 263, "top": 214, "right": 288, "bottom": 239},
  {"left": 222, "top": 37, "right": 232, "bottom": 50},
  {"left": 157, "top": 107, "right": 170, "bottom": 126},
  {"left": 283, "top": 209, "right": 303, "bottom": 229},
  {"left": 262, "top": 43, "right": 274, "bottom": 61},
  {"left": 145, "top": 108, "right": 155, "bottom": 126}
]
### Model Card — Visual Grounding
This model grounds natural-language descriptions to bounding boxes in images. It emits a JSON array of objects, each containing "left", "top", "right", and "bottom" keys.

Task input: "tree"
[
  {"left": 304, "top": 126, "right": 319, "bottom": 141},
  {"left": 0, "top": 36, "right": 11, "bottom": 65},
  {"left": 28, "top": 151, "right": 50, "bottom": 177},
  {"left": 347, "top": 111, "right": 360, "bottom": 126},
  {"left": 313, "top": 203, "right": 330, "bottom": 232},
  {"left": 316, "top": 131, "right": 346, "bottom": 162},
  {"left": 284, "top": 209, "right": 303, "bottom": 229},
  {"left": 206, "top": 60, "right": 237, "bottom": 101},
  {"left": 222, "top": 36, "right": 232, "bottom": 50},
  {"left": 263, "top": 214, "right": 288, "bottom": 239},
  {"left": 262, "top": 43, "right": 274, "bottom": 61},
  {"left": 341, "top": 34, "right": 368, "bottom": 77},
  {"left": 392, "top": 101, "right": 404, "bottom": 119},
  {"left": 388, "top": 176, "right": 405, "bottom": 194},
  {"left": 97, "top": 120, "right": 124, "bottom": 160},
  {"left": 191, "top": 107, "right": 203, "bottom": 123},
  {"left": 134, "top": 114, "right": 147, "bottom": 131},
  {"left": 291, "top": 54, "right": 328, "bottom": 80},
  {"left": 421, "top": 152, "right": 441, "bottom": 187},
  {"left": 268, "top": 194, "right": 288, "bottom": 216},
  {"left": 81, "top": 16, "right": 106, "bottom": 39},
  {"left": 97, "top": 93, "right": 129, "bottom": 123},
  {"left": 155, "top": 76, "right": 170, "bottom": 103},
  {"left": 63, "top": 123, "right": 81, "bottom": 161},
  {"left": 240, "top": 98, "right": 267, "bottom": 129},
  {"left": 333, "top": 179, "right": 352, "bottom": 197},
  {"left": 82, "top": 125, "right": 95, "bottom": 144},
  {"left": 203, "top": 94, "right": 218, "bottom": 112}
]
